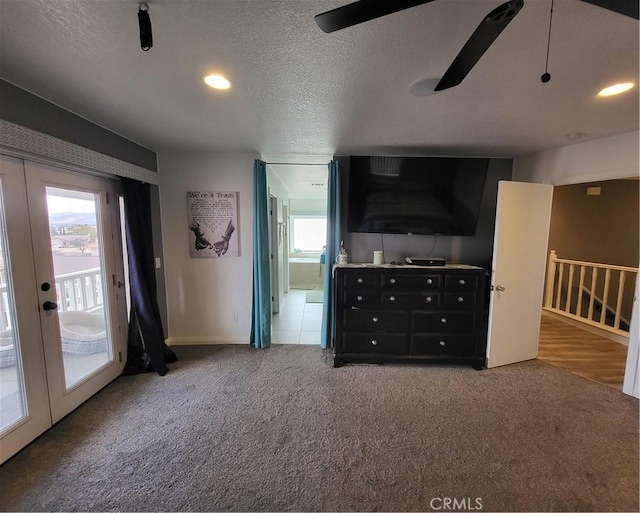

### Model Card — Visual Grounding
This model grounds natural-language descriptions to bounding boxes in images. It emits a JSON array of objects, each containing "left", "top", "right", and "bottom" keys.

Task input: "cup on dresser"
[{"left": 373, "top": 250, "right": 384, "bottom": 265}]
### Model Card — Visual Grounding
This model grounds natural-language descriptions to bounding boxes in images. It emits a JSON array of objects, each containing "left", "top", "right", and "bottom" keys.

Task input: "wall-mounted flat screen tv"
[{"left": 347, "top": 156, "right": 489, "bottom": 236}]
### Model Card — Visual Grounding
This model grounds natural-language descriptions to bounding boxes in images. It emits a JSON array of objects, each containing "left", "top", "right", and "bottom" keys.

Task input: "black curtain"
[{"left": 121, "top": 178, "right": 177, "bottom": 376}]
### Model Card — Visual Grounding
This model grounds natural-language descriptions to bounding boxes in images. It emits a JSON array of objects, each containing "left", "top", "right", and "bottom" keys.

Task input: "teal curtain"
[
  {"left": 250, "top": 159, "right": 271, "bottom": 348},
  {"left": 321, "top": 160, "right": 342, "bottom": 349}
]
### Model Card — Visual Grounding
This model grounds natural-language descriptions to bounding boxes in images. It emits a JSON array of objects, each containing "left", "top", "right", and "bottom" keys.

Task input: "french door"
[{"left": 0, "top": 155, "right": 127, "bottom": 463}]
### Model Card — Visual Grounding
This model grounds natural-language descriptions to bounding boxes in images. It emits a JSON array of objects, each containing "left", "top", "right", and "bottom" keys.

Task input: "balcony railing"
[
  {"left": 0, "top": 267, "right": 103, "bottom": 330},
  {"left": 544, "top": 250, "right": 638, "bottom": 338}
]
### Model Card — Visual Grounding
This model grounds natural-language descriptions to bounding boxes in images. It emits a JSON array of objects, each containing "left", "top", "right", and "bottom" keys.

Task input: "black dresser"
[{"left": 332, "top": 264, "right": 488, "bottom": 369}]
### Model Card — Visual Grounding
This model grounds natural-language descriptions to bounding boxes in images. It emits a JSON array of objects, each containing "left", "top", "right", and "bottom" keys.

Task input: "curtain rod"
[{"left": 263, "top": 162, "right": 329, "bottom": 166}]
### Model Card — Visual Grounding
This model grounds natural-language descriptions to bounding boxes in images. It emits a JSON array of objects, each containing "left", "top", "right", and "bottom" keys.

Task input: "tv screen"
[{"left": 347, "top": 156, "right": 489, "bottom": 236}]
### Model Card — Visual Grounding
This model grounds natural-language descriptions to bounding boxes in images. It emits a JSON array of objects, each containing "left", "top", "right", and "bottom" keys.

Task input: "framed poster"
[{"left": 187, "top": 191, "right": 239, "bottom": 258}]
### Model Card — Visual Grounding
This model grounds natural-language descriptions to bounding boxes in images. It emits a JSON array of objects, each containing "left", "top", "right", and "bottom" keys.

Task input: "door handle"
[
  {"left": 491, "top": 285, "right": 506, "bottom": 292},
  {"left": 42, "top": 301, "right": 58, "bottom": 311}
]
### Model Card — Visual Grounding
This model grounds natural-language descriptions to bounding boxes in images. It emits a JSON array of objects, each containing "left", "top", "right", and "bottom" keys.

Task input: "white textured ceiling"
[{"left": 1, "top": 0, "right": 638, "bottom": 198}]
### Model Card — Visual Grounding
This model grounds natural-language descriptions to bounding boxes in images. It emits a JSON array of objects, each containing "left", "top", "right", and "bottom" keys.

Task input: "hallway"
[{"left": 271, "top": 288, "right": 323, "bottom": 345}]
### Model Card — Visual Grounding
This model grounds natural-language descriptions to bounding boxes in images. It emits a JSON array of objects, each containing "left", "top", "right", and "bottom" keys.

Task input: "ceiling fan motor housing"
[{"left": 486, "top": 0, "right": 524, "bottom": 23}]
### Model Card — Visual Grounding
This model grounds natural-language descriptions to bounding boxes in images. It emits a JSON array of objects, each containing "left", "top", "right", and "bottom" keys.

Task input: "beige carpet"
[{"left": 0, "top": 345, "right": 637, "bottom": 512}]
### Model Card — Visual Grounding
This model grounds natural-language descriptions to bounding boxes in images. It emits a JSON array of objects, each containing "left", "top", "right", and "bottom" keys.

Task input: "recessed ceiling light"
[
  {"left": 597, "top": 82, "right": 634, "bottom": 97},
  {"left": 203, "top": 74, "right": 232, "bottom": 90}
]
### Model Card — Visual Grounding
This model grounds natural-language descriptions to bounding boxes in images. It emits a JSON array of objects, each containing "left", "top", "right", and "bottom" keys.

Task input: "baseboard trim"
[{"left": 167, "top": 337, "right": 248, "bottom": 346}]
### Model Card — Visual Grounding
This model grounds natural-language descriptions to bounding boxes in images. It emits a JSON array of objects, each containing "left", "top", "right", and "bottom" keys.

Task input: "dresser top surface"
[{"left": 334, "top": 263, "right": 484, "bottom": 271}]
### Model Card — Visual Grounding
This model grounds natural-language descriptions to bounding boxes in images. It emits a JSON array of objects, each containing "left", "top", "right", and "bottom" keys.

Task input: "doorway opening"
[
  {"left": 266, "top": 162, "right": 328, "bottom": 346},
  {"left": 537, "top": 179, "right": 639, "bottom": 390}
]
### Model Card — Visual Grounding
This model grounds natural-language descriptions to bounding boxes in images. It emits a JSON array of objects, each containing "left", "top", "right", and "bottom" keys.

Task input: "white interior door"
[
  {"left": 622, "top": 273, "right": 639, "bottom": 398},
  {"left": 486, "top": 181, "right": 553, "bottom": 368},
  {"left": 0, "top": 156, "right": 127, "bottom": 463}
]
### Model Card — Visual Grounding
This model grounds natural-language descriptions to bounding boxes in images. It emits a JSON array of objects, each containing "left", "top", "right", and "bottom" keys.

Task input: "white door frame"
[
  {"left": 269, "top": 193, "right": 280, "bottom": 314},
  {"left": 282, "top": 203, "right": 290, "bottom": 293}
]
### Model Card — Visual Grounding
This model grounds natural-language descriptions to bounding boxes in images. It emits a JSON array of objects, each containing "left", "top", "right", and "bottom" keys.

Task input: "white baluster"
[
  {"left": 614, "top": 271, "right": 626, "bottom": 330},
  {"left": 565, "top": 264, "right": 574, "bottom": 313},
  {"left": 545, "top": 250, "right": 557, "bottom": 308},
  {"left": 588, "top": 267, "right": 598, "bottom": 321},
  {"left": 555, "top": 263, "right": 564, "bottom": 310},
  {"left": 576, "top": 265, "right": 585, "bottom": 319},
  {"left": 599, "top": 268, "right": 611, "bottom": 325}
]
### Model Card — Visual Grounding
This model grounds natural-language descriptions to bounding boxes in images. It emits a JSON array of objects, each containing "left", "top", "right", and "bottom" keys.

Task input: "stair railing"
[{"left": 544, "top": 250, "right": 638, "bottom": 337}]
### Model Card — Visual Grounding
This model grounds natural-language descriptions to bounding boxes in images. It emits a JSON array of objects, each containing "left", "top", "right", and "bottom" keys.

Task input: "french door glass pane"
[
  {"left": 46, "top": 187, "right": 112, "bottom": 389},
  {"left": 0, "top": 180, "right": 26, "bottom": 432}
]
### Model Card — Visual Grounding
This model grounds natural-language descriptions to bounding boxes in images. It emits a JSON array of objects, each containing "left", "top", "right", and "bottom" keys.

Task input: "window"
[{"left": 290, "top": 216, "right": 326, "bottom": 256}]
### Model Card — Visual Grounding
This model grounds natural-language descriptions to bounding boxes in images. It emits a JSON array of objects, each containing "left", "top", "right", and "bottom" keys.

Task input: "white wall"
[
  {"left": 513, "top": 131, "right": 639, "bottom": 184},
  {"left": 158, "top": 151, "right": 258, "bottom": 344}
]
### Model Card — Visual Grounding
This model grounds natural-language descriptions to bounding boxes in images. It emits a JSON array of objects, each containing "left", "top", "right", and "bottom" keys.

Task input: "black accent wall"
[{"left": 337, "top": 156, "right": 513, "bottom": 269}]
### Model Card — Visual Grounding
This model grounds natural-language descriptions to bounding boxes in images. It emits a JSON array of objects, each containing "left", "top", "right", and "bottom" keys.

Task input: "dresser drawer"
[
  {"left": 344, "top": 310, "right": 406, "bottom": 331},
  {"left": 343, "top": 333, "right": 409, "bottom": 355},
  {"left": 444, "top": 274, "right": 479, "bottom": 290},
  {"left": 411, "top": 311, "right": 476, "bottom": 332},
  {"left": 443, "top": 292, "right": 477, "bottom": 309},
  {"left": 382, "top": 292, "right": 440, "bottom": 308},
  {"left": 343, "top": 273, "right": 378, "bottom": 288},
  {"left": 344, "top": 291, "right": 378, "bottom": 307},
  {"left": 381, "top": 274, "right": 441, "bottom": 289},
  {"left": 411, "top": 334, "right": 475, "bottom": 356}
]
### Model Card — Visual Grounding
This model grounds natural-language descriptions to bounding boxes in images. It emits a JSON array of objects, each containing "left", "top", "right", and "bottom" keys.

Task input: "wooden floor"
[{"left": 538, "top": 313, "right": 628, "bottom": 390}]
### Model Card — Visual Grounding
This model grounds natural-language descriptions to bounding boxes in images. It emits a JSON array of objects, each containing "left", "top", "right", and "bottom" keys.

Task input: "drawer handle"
[
  {"left": 439, "top": 340, "right": 446, "bottom": 346},
  {"left": 441, "top": 317, "right": 447, "bottom": 323},
  {"left": 357, "top": 277, "right": 363, "bottom": 283},
  {"left": 372, "top": 316, "right": 379, "bottom": 323},
  {"left": 371, "top": 339, "right": 378, "bottom": 346},
  {"left": 426, "top": 278, "right": 433, "bottom": 285},
  {"left": 389, "top": 278, "right": 396, "bottom": 284},
  {"left": 457, "top": 296, "right": 464, "bottom": 302},
  {"left": 425, "top": 296, "right": 432, "bottom": 303},
  {"left": 390, "top": 295, "right": 396, "bottom": 302},
  {"left": 459, "top": 279, "right": 466, "bottom": 285},
  {"left": 357, "top": 295, "right": 363, "bottom": 301}
]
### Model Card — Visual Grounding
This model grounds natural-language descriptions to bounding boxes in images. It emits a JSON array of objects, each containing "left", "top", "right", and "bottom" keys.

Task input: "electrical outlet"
[
  {"left": 232, "top": 313, "right": 239, "bottom": 323},
  {"left": 155, "top": 257, "right": 162, "bottom": 269}
]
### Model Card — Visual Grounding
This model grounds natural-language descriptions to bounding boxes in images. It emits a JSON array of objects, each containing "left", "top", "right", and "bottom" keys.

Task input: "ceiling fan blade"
[
  {"left": 315, "top": 0, "right": 434, "bottom": 33},
  {"left": 435, "top": 0, "right": 524, "bottom": 91},
  {"left": 578, "top": 0, "right": 639, "bottom": 19}
]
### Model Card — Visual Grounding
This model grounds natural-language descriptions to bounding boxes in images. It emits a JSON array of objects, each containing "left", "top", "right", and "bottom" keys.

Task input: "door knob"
[
  {"left": 493, "top": 285, "right": 506, "bottom": 292},
  {"left": 42, "top": 301, "right": 58, "bottom": 311}
]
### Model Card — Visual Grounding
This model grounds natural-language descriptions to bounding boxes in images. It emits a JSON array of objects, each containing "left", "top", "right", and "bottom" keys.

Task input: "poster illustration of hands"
[{"left": 187, "top": 191, "right": 239, "bottom": 258}]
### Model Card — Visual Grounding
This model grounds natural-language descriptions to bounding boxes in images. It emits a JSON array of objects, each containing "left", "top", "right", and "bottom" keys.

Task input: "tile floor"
[{"left": 272, "top": 288, "right": 323, "bottom": 345}]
